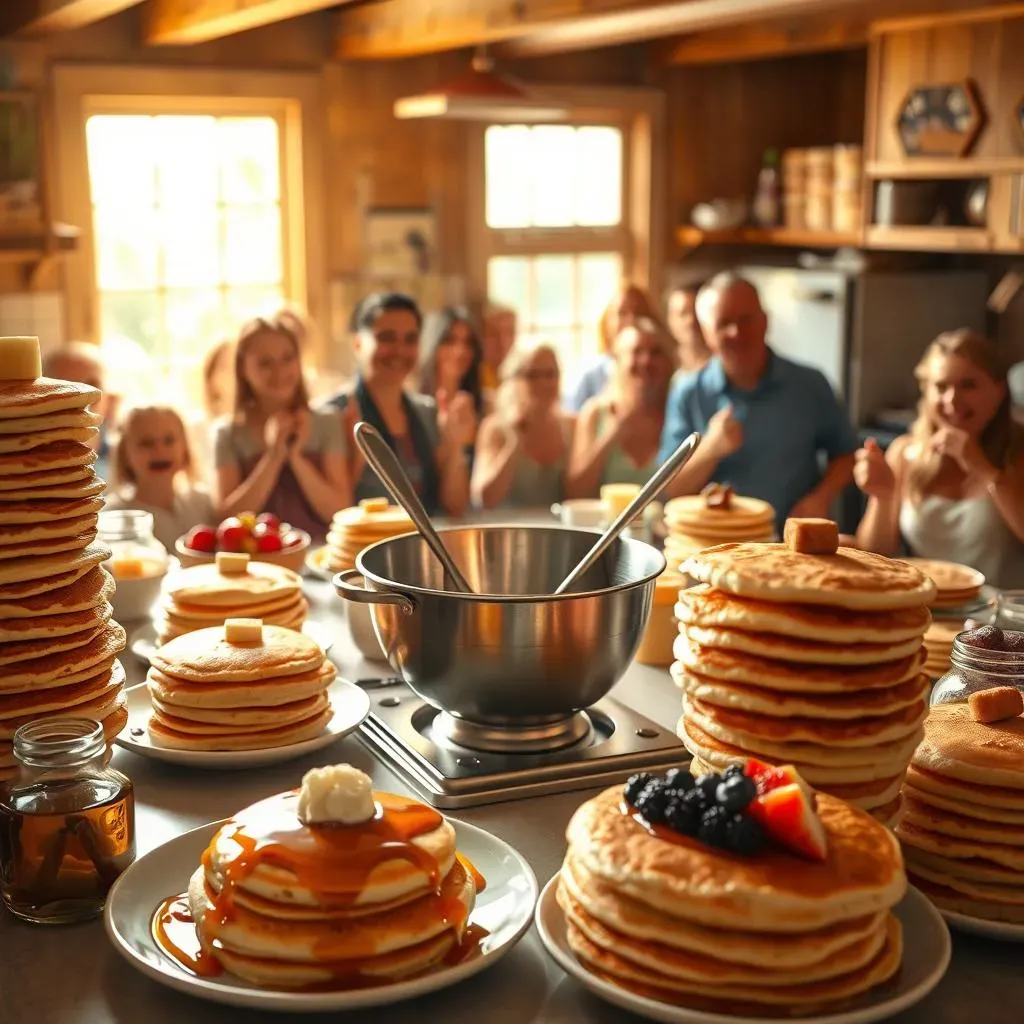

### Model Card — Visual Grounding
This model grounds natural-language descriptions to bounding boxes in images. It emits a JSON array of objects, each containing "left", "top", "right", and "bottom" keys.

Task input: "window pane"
[
  {"left": 574, "top": 128, "right": 622, "bottom": 226},
  {"left": 160, "top": 207, "right": 219, "bottom": 288},
  {"left": 222, "top": 206, "right": 282, "bottom": 285},
  {"left": 99, "top": 290, "right": 162, "bottom": 355},
  {"left": 225, "top": 287, "right": 285, "bottom": 331},
  {"left": 534, "top": 255, "right": 575, "bottom": 328},
  {"left": 165, "top": 289, "right": 226, "bottom": 350},
  {"left": 579, "top": 252, "right": 623, "bottom": 327},
  {"left": 86, "top": 116, "right": 156, "bottom": 206},
  {"left": 487, "top": 256, "right": 529, "bottom": 317},
  {"left": 485, "top": 126, "right": 531, "bottom": 229},
  {"left": 155, "top": 115, "right": 218, "bottom": 207},
  {"left": 93, "top": 207, "right": 159, "bottom": 290},
  {"left": 529, "top": 126, "right": 576, "bottom": 228},
  {"left": 219, "top": 117, "right": 280, "bottom": 204}
]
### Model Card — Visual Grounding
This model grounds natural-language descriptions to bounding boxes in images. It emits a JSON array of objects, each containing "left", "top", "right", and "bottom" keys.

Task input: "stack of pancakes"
[
  {"left": 325, "top": 499, "right": 414, "bottom": 573},
  {"left": 0, "top": 347, "right": 127, "bottom": 778},
  {"left": 922, "top": 620, "right": 962, "bottom": 680},
  {"left": 157, "top": 553, "right": 306, "bottom": 645},
  {"left": 558, "top": 786, "right": 906, "bottom": 1015},
  {"left": 676, "top": 542, "right": 935, "bottom": 823},
  {"left": 146, "top": 621, "right": 335, "bottom": 750},
  {"left": 898, "top": 703, "right": 1024, "bottom": 923},
  {"left": 187, "top": 786, "right": 476, "bottom": 986},
  {"left": 663, "top": 494, "right": 774, "bottom": 574},
  {"left": 905, "top": 558, "right": 985, "bottom": 613}
]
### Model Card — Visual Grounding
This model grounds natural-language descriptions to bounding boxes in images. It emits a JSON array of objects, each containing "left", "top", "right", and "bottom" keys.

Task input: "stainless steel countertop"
[{"left": 2, "top": 579, "right": 1020, "bottom": 1023}]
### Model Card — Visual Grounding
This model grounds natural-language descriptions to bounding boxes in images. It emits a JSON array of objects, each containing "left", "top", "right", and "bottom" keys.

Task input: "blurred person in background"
[
  {"left": 567, "top": 318, "right": 676, "bottom": 496},
  {"left": 325, "top": 292, "right": 472, "bottom": 517},
  {"left": 188, "top": 339, "right": 233, "bottom": 485},
  {"left": 472, "top": 343, "right": 575, "bottom": 509},
  {"left": 215, "top": 315, "right": 351, "bottom": 542},
  {"left": 665, "top": 280, "right": 710, "bottom": 376},
  {"left": 565, "top": 283, "right": 656, "bottom": 412},
  {"left": 478, "top": 302, "right": 517, "bottom": 395}
]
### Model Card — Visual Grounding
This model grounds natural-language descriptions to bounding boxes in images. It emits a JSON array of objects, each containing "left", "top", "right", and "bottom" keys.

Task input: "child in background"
[{"left": 106, "top": 405, "right": 215, "bottom": 551}]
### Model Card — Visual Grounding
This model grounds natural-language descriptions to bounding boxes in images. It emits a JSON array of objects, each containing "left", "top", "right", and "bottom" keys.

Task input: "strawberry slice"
[
  {"left": 742, "top": 758, "right": 808, "bottom": 796},
  {"left": 747, "top": 783, "right": 829, "bottom": 862}
]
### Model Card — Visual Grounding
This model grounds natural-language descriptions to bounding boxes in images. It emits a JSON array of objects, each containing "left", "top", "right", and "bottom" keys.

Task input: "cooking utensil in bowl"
[
  {"left": 333, "top": 525, "right": 665, "bottom": 743},
  {"left": 554, "top": 432, "right": 700, "bottom": 595},
  {"left": 353, "top": 422, "right": 474, "bottom": 595}
]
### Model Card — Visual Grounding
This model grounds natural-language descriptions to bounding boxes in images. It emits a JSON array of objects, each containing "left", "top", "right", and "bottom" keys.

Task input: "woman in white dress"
[{"left": 854, "top": 329, "right": 1024, "bottom": 588}]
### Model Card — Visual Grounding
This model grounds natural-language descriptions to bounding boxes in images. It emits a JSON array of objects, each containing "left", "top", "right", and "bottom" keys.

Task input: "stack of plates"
[
  {"left": 0, "top": 355, "right": 127, "bottom": 779},
  {"left": 676, "top": 542, "right": 935, "bottom": 824},
  {"left": 899, "top": 703, "right": 1024, "bottom": 928},
  {"left": 325, "top": 499, "right": 413, "bottom": 574},
  {"left": 662, "top": 493, "right": 774, "bottom": 575},
  {"left": 905, "top": 558, "right": 986, "bottom": 616},
  {"left": 922, "top": 619, "right": 963, "bottom": 680}
]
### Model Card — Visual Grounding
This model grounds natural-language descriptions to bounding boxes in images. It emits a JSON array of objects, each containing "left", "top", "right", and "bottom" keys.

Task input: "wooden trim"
[
  {"left": 866, "top": 157, "right": 1024, "bottom": 177},
  {"left": 50, "top": 64, "right": 326, "bottom": 363},
  {"left": 864, "top": 224, "right": 994, "bottom": 251},
  {"left": 145, "top": 0, "right": 355, "bottom": 45},
  {"left": 869, "top": 1, "right": 1024, "bottom": 35},
  {"left": 676, "top": 226, "right": 862, "bottom": 252},
  {"left": 0, "top": 0, "right": 142, "bottom": 36}
]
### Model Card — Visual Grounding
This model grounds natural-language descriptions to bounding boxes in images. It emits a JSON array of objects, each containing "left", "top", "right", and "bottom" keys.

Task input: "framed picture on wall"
[
  {"left": 364, "top": 207, "right": 436, "bottom": 277},
  {"left": 895, "top": 79, "right": 986, "bottom": 158},
  {"left": 0, "top": 90, "right": 41, "bottom": 223}
]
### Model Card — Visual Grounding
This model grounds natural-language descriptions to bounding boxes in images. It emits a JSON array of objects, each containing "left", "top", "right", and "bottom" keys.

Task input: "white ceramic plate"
[
  {"left": 129, "top": 620, "right": 333, "bottom": 664},
  {"left": 535, "top": 877, "right": 950, "bottom": 1024},
  {"left": 104, "top": 816, "right": 537, "bottom": 1012},
  {"left": 941, "top": 909, "right": 1024, "bottom": 942},
  {"left": 929, "top": 585, "right": 998, "bottom": 622},
  {"left": 304, "top": 545, "right": 334, "bottom": 582},
  {"left": 113, "top": 679, "right": 370, "bottom": 770}
]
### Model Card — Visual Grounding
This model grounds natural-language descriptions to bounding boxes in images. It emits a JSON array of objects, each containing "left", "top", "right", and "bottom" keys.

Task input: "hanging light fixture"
[{"left": 393, "top": 48, "right": 569, "bottom": 123}]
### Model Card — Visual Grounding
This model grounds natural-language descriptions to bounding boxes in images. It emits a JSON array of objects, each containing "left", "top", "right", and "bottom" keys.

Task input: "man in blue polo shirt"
[{"left": 658, "top": 272, "right": 856, "bottom": 523}]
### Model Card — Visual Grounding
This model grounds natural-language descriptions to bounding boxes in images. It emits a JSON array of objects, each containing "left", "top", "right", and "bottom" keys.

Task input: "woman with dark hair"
[
  {"left": 213, "top": 316, "right": 351, "bottom": 542},
  {"left": 325, "top": 292, "right": 472, "bottom": 517},
  {"left": 855, "top": 329, "right": 1024, "bottom": 587},
  {"left": 419, "top": 307, "right": 487, "bottom": 417}
]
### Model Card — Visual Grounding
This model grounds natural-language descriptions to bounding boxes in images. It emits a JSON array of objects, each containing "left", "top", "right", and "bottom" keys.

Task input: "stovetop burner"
[{"left": 357, "top": 678, "right": 688, "bottom": 808}]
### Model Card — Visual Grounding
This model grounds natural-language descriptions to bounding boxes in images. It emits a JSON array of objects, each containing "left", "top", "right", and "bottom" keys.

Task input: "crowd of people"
[{"left": 39, "top": 270, "right": 1024, "bottom": 589}]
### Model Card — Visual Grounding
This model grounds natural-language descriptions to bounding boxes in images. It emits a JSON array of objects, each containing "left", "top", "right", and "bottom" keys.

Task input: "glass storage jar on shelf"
[
  {"left": 930, "top": 627, "right": 1024, "bottom": 707},
  {"left": 0, "top": 718, "right": 136, "bottom": 924},
  {"left": 98, "top": 509, "right": 170, "bottom": 622},
  {"left": 996, "top": 591, "right": 1024, "bottom": 631}
]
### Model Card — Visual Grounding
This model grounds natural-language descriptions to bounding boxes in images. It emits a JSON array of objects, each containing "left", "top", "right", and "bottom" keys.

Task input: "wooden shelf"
[
  {"left": 864, "top": 225, "right": 993, "bottom": 252},
  {"left": 866, "top": 159, "right": 1024, "bottom": 180},
  {"left": 676, "top": 225, "right": 861, "bottom": 252},
  {"left": 0, "top": 222, "right": 79, "bottom": 288}
]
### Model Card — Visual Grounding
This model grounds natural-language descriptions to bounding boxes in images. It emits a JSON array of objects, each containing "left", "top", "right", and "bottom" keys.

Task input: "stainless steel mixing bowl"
[{"left": 334, "top": 525, "right": 665, "bottom": 728}]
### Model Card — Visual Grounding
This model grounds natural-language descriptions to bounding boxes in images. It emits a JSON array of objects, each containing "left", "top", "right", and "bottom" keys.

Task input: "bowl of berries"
[{"left": 176, "top": 512, "right": 311, "bottom": 573}]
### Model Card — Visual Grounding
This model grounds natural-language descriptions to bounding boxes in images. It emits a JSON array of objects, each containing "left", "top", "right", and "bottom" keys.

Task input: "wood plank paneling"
[{"left": 146, "top": 0, "right": 357, "bottom": 45}]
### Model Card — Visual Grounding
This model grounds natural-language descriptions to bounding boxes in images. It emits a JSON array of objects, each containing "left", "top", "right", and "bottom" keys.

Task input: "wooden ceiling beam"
[
  {"left": 334, "top": 0, "right": 684, "bottom": 61},
  {"left": 145, "top": 0, "right": 356, "bottom": 45},
  {"left": 0, "top": 0, "right": 143, "bottom": 36}
]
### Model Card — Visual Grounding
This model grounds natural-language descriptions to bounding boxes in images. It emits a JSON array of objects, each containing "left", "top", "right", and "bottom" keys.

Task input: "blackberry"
[
  {"left": 697, "top": 805, "right": 731, "bottom": 848},
  {"left": 623, "top": 772, "right": 654, "bottom": 805},
  {"left": 725, "top": 813, "right": 766, "bottom": 856},
  {"left": 682, "top": 787, "right": 709, "bottom": 814},
  {"left": 695, "top": 772, "right": 723, "bottom": 803},
  {"left": 716, "top": 774, "right": 757, "bottom": 813},
  {"left": 634, "top": 781, "right": 672, "bottom": 824},
  {"left": 664, "top": 767, "right": 695, "bottom": 792},
  {"left": 663, "top": 798, "right": 700, "bottom": 836},
  {"left": 722, "top": 763, "right": 747, "bottom": 780}
]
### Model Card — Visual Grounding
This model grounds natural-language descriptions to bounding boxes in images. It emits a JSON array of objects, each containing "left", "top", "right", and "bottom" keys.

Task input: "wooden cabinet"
[{"left": 990, "top": 172, "right": 1024, "bottom": 252}]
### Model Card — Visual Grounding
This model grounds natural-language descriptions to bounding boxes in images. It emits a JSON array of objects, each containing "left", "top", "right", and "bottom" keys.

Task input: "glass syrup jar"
[
  {"left": 0, "top": 718, "right": 136, "bottom": 924},
  {"left": 930, "top": 629, "right": 1024, "bottom": 707}
]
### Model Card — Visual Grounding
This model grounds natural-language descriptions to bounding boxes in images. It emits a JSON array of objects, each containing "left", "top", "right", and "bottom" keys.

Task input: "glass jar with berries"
[{"left": 930, "top": 624, "right": 1024, "bottom": 707}]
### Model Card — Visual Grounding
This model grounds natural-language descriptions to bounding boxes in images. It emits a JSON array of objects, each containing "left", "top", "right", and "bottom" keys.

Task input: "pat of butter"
[
  {"left": 297, "top": 764, "right": 375, "bottom": 825},
  {"left": 225, "top": 618, "right": 263, "bottom": 643},
  {"left": 359, "top": 497, "right": 390, "bottom": 514},
  {"left": 0, "top": 336, "right": 41, "bottom": 380},
  {"left": 216, "top": 551, "right": 250, "bottom": 574}
]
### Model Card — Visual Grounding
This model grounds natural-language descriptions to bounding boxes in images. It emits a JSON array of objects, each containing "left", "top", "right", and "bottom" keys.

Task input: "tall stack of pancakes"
[
  {"left": 558, "top": 786, "right": 906, "bottom": 1015},
  {"left": 0, "top": 338, "right": 127, "bottom": 778},
  {"left": 677, "top": 536, "right": 935, "bottom": 823},
  {"left": 146, "top": 620, "right": 335, "bottom": 751},
  {"left": 922, "top": 620, "right": 962, "bottom": 681},
  {"left": 663, "top": 491, "right": 774, "bottom": 575},
  {"left": 186, "top": 781, "right": 477, "bottom": 986},
  {"left": 899, "top": 703, "right": 1024, "bottom": 923},
  {"left": 157, "top": 553, "right": 306, "bottom": 645},
  {"left": 325, "top": 498, "right": 414, "bottom": 574}
]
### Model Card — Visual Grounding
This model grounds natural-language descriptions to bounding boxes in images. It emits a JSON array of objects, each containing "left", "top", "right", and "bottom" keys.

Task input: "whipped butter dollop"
[{"left": 296, "top": 764, "right": 376, "bottom": 825}]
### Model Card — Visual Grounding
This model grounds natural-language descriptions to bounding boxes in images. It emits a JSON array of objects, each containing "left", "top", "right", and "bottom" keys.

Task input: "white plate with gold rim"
[
  {"left": 104, "top": 816, "right": 537, "bottom": 1012},
  {"left": 128, "top": 620, "right": 334, "bottom": 665},
  {"left": 534, "top": 877, "right": 950, "bottom": 1024},
  {"left": 114, "top": 679, "right": 370, "bottom": 770},
  {"left": 940, "top": 909, "right": 1024, "bottom": 942}
]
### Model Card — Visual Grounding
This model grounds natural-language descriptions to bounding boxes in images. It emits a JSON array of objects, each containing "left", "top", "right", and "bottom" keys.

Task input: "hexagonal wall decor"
[{"left": 896, "top": 79, "right": 986, "bottom": 158}]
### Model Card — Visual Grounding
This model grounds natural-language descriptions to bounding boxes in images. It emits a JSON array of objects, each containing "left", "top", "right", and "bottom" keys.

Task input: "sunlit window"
[
  {"left": 85, "top": 113, "right": 285, "bottom": 400},
  {"left": 481, "top": 124, "right": 626, "bottom": 369}
]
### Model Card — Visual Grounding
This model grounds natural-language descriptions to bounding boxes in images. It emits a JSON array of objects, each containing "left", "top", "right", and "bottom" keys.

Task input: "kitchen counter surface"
[{"left": 2, "top": 579, "right": 1021, "bottom": 1023}]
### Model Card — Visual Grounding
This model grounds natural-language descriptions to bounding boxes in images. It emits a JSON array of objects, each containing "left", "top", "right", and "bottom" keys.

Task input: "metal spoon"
[
  {"left": 353, "top": 421, "right": 475, "bottom": 594},
  {"left": 553, "top": 432, "right": 702, "bottom": 596}
]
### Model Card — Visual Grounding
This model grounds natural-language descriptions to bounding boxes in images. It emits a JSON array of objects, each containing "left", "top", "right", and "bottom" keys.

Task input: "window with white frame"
[{"left": 481, "top": 123, "right": 628, "bottom": 371}]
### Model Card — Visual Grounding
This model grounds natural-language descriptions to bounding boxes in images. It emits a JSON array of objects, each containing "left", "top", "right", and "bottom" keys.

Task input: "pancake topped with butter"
[{"left": 326, "top": 498, "right": 415, "bottom": 573}]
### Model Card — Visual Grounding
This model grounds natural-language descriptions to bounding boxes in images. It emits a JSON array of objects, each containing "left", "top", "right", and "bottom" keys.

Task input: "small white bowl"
[
  {"left": 108, "top": 566, "right": 169, "bottom": 625},
  {"left": 550, "top": 499, "right": 608, "bottom": 530}
]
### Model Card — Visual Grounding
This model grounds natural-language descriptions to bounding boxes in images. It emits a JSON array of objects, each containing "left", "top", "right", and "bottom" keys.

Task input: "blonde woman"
[
  {"left": 471, "top": 343, "right": 575, "bottom": 509},
  {"left": 855, "top": 329, "right": 1024, "bottom": 587},
  {"left": 566, "top": 318, "right": 677, "bottom": 497}
]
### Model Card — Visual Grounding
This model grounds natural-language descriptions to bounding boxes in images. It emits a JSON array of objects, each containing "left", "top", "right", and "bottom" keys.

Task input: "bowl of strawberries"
[{"left": 176, "top": 512, "right": 311, "bottom": 573}]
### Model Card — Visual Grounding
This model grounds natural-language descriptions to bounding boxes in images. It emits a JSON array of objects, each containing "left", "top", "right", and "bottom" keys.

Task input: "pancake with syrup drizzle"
[{"left": 181, "top": 786, "right": 477, "bottom": 986}]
